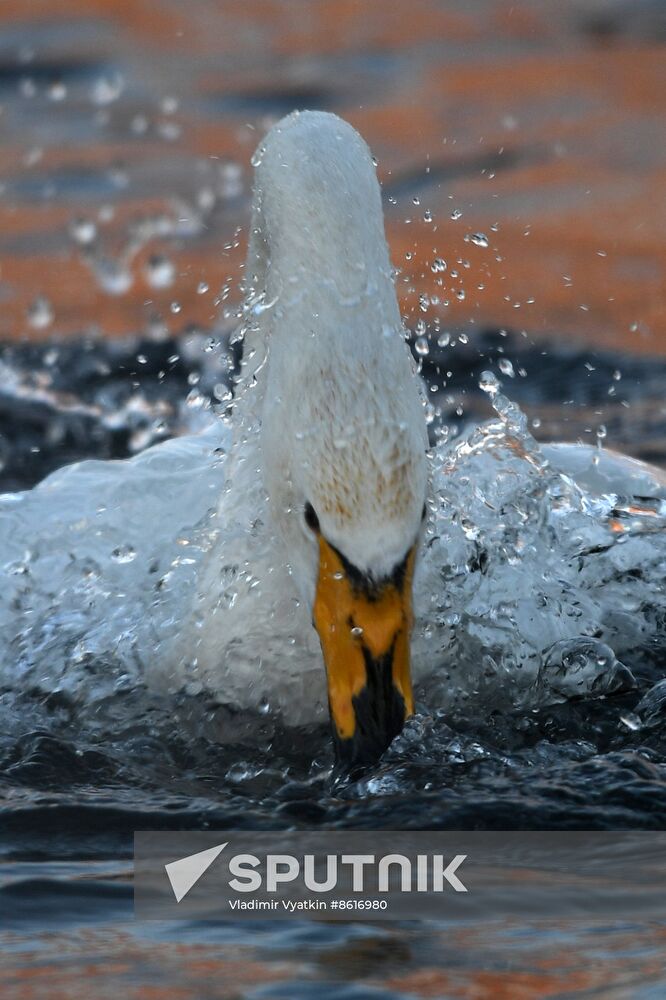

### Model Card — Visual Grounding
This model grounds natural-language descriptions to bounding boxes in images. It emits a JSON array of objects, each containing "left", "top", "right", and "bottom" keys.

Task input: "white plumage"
[
  {"left": 173, "top": 111, "right": 429, "bottom": 723},
  {"left": 1, "top": 111, "right": 665, "bottom": 735}
]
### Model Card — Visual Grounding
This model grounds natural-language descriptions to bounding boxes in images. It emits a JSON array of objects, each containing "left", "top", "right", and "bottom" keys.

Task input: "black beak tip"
[{"left": 331, "top": 681, "right": 407, "bottom": 777}]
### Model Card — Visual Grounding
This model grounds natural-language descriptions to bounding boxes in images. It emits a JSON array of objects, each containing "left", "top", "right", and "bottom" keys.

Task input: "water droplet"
[
  {"left": 91, "top": 72, "right": 124, "bottom": 106},
  {"left": 145, "top": 254, "right": 175, "bottom": 289},
  {"left": 423, "top": 209, "right": 433, "bottom": 223},
  {"left": 415, "top": 336, "right": 429, "bottom": 356},
  {"left": 467, "top": 232, "right": 489, "bottom": 248},
  {"left": 250, "top": 144, "right": 266, "bottom": 167},
  {"left": 437, "top": 332, "right": 450, "bottom": 348},
  {"left": 111, "top": 544, "right": 136, "bottom": 564},
  {"left": 535, "top": 638, "right": 633, "bottom": 704},
  {"left": 251, "top": 292, "right": 278, "bottom": 316},
  {"left": 479, "top": 370, "right": 500, "bottom": 396},
  {"left": 197, "top": 280, "right": 209, "bottom": 295},
  {"left": 351, "top": 626, "right": 364, "bottom": 637},
  {"left": 161, "top": 95, "right": 179, "bottom": 115},
  {"left": 498, "top": 358, "right": 515, "bottom": 378},
  {"left": 157, "top": 120, "right": 182, "bottom": 142},
  {"left": 170, "top": 301, "right": 181, "bottom": 314},
  {"left": 431, "top": 257, "right": 447, "bottom": 273},
  {"left": 95, "top": 259, "right": 133, "bottom": 296},
  {"left": 451, "top": 209, "right": 462, "bottom": 220},
  {"left": 620, "top": 712, "right": 642, "bottom": 732},
  {"left": 69, "top": 216, "right": 97, "bottom": 245},
  {"left": 27, "top": 295, "right": 54, "bottom": 330},
  {"left": 48, "top": 80, "right": 67, "bottom": 102}
]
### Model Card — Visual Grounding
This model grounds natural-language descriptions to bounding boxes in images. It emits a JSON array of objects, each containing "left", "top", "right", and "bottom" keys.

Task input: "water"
[
  {"left": 1, "top": 337, "right": 666, "bottom": 827},
  {"left": 1, "top": 333, "right": 666, "bottom": 994}
]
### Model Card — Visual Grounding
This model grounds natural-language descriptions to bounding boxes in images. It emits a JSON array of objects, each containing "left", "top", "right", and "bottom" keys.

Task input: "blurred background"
[
  {"left": 1, "top": 0, "right": 665, "bottom": 492},
  {"left": 2, "top": 3, "right": 666, "bottom": 997}
]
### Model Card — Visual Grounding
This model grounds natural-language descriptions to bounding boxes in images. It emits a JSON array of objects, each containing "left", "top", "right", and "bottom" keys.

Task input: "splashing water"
[
  {"left": 1, "top": 370, "right": 666, "bottom": 831},
  {"left": 414, "top": 376, "right": 666, "bottom": 724}
]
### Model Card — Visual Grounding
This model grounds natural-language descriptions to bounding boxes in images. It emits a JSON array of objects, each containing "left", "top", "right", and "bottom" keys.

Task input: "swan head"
[{"left": 245, "top": 111, "right": 428, "bottom": 770}]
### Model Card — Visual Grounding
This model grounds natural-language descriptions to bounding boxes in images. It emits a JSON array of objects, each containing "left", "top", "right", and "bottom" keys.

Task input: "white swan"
[
  {"left": 177, "top": 111, "right": 429, "bottom": 767},
  {"left": 167, "top": 111, "right": 666, "bottom": 764},
  {"left": 2, "top": 111, "right": 665, "bottom": 772}
]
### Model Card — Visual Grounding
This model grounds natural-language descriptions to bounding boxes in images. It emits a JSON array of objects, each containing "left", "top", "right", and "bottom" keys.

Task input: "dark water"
[
  {"left": 2, "top": 335, "right": 666, "bottom": 830},
  {"left": 1, "top": 334, "right": 666, "bottom": 996},
  {"left": 4, "top": 325, "right": 666, "bottom": 493}
]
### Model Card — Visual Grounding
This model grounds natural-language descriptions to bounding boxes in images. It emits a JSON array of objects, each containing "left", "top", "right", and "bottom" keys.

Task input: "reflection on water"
[
  {"left": 0, "top": 0, "right": 664, "bottom": 351},
  {"left": 2, "top": 885, "right": 666, "bottom": 999}
]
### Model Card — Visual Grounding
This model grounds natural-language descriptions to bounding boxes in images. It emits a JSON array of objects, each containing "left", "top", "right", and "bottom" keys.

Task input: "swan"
[
  {"left": 171, "top": 110, "right": 666, "bottom": 766},
  {"left": 179, "top": 111, "right": 430, "bottom": 770},
  {"left": 2, "top": 111, "right": 665, "bottom": 774}
]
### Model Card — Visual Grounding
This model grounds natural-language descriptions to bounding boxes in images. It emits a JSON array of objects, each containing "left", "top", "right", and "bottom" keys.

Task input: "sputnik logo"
[
  {"left": 164, "top": 842, "right": 468, "bottom": 901},
  {"left": 165, "top": 842, "right": 228, "bottom": 902}
]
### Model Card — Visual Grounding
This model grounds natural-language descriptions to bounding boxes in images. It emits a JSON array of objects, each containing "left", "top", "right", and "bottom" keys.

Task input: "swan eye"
[{"left": 304, "top": 502, "right": 320, "bottom": 533}]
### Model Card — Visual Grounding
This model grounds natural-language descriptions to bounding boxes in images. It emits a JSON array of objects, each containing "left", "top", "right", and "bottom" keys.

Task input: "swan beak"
[{"left": 313, "top": 537, "right": 416, "bottom": 771}]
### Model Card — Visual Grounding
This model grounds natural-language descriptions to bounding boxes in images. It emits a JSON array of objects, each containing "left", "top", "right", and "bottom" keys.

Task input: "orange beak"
[{"left": 312, "top": 537, "right": 416, "bottom": 771}]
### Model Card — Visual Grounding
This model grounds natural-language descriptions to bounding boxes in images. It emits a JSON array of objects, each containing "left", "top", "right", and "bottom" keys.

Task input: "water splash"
[
  {"left": 412, "top": 379, "right": 666, "bottom": 720},
  {"left": 0, "top": 370, "right": 662, "bottom": 726},
  {"left": 0, "top": 372, "right": 665, "bottom": 829}
]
